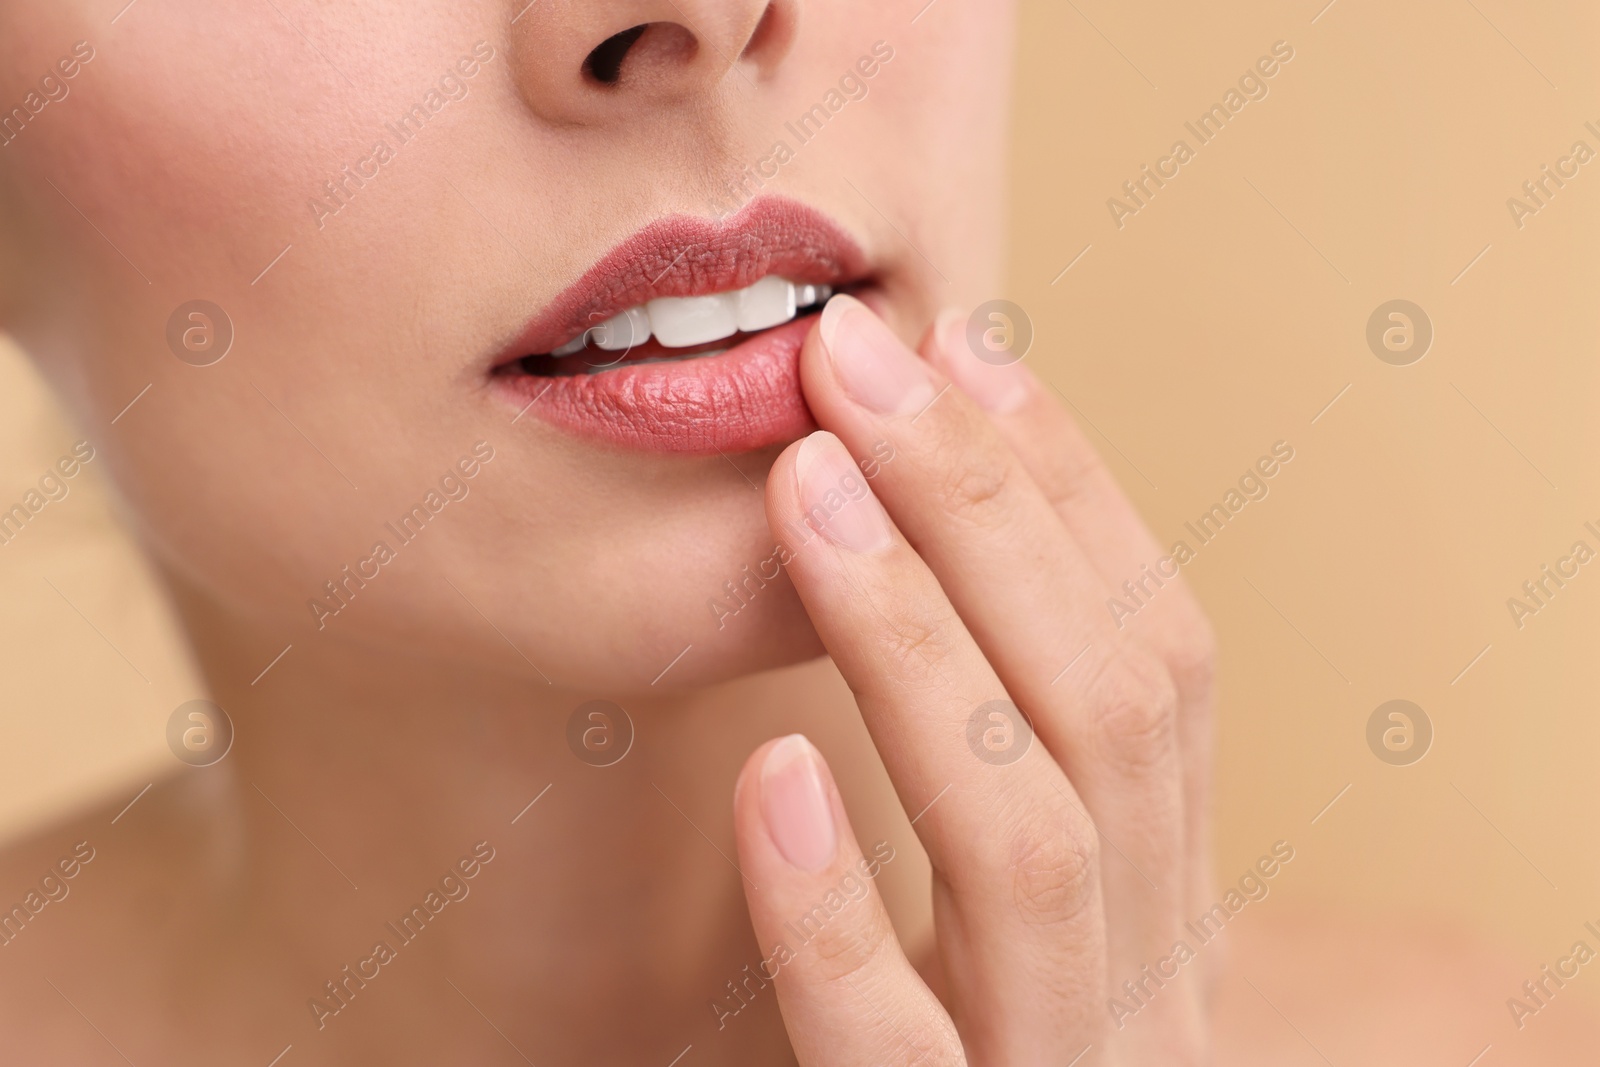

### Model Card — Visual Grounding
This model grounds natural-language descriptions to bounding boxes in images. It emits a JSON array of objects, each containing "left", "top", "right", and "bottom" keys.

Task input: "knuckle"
[
  {"left": 1087, "top": 651, "right": 1180, "bottom": 772},
  {"left": 804, "top": 907, "right": 893, "bottom": 986},
  {"left": 871, "top": 598, "right": 957, "bottom": 680},
  {"left": 1165, "top": 605, "right": 1218, "bottom": 707},
  {"left": 799, "top": 914, "right": 966, "bottom": 1065},
  {"left": 930, "top": 449, "right": 1013, "bottom": 528},
  {"left": 1124, "top": 582, "right": 1217, "bottom": 715},
  {"left": 1004, "top": 802, "right": 1100, "bottom": 927},
  {"left": 1040, "top": 451, "right": 1102, "bottom": 515},
  {"left": 899, "top": 1033, "right": 966, "bottom": 1067},
  {"left": 873, "top": 1025, "right": 966, "bottom": 1067}
]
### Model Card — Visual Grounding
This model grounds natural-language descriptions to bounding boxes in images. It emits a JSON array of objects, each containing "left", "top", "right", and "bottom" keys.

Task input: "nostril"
[
  {"left": 582, "top": 23, "right": 699, "bottom": 88},
  {"left": 584, "top": 25, "right": 648, "bottom": 85}
]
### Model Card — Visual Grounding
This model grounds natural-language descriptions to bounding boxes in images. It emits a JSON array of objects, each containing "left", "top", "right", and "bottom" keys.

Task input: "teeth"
[
  {"left": 592, "top": 306, "right": 650, "bottom": 351},
  {"left": 646, "top": 293, "right": 739, "bottom": 348},
  {"left": 547, "top": 276, "right": 834, "bottom": 355},
  {"left": 736, "top": 275, "right": 797, "bottom": 333},
  {"left": 797, "top": 284, "right": 833, "bottom": 307}
]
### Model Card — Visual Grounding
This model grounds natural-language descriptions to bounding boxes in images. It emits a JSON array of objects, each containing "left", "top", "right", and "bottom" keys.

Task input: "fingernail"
[
  {"left": 820, "top": 294, "right": 937, "bottom": 416},
  {"left": 796, "top": 432, "right": 893, "bottom": 553},
  {"left": 760, "top": 734, "right": 837, "bottom": 872},
  {"left": 934, "top": 307, "right": 1030, "bottom": 415}
]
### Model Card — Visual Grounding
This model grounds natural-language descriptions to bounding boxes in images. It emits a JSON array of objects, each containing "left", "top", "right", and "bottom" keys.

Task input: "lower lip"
[{"left": 496, "top": 311, "right": 822, "bottom": 454}]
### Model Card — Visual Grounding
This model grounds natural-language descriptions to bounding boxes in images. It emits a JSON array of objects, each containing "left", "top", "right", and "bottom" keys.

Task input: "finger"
[
  {"left": 764, "top": 432, "right": 1110, "bottom": 1061},
  {"left": 800, "top": 296, "right": 1186, "bottom": 975},
  {"left": 921, "top": 311, "right": 1217, "bottom": 952},
  {"left": 732, "top": 734, "right": 962, "bottom": 1067}
]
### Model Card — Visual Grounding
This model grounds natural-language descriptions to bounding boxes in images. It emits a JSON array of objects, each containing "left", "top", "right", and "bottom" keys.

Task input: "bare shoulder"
[
  {"left": 1213, "top": 908, "right": 1600, "bottom": 1065},
  {"left": 0, "top": 774, "right": 240, "bottom": 1058},
  {"left": 0, "top": 793, "right": 136, "bottom": 1054}
]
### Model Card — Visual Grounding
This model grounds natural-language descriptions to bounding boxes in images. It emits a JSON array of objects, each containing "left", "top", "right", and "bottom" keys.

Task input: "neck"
[{"left": 162, "top": 572, "right": 881, "bottom": 1063}]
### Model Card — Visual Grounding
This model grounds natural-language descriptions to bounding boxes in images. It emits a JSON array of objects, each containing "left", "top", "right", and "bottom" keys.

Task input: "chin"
[
  {"left": 569, "top": 565, "right": 830, "bottom": 698},
  {"left": 661, "top": 590, "right": 831, "bottom": 694}
]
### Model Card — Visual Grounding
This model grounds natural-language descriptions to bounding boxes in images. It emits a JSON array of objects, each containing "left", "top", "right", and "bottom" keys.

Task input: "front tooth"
[
  {"left": 552, "top": 335, "right": 586, "bottom": 356},
  {"left": 646, "top": 293, "right": 739, "bottom": 348},
  {"left": 797, "top": 284, "right": 817, "bottom": 307},
  {"left": 592, "top": 306, "right": 650, "bottom": 351},
  {"left": 736, "top": 276, "right": 797, "bottom": 332}
]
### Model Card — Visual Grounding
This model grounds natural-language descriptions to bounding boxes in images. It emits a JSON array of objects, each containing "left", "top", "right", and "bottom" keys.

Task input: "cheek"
[
  {"left": 3, "top": 5, "right": 508, "bottom": 594},
  {"left": 15, "top": 2, "right": 486, "bottom": 296},
  {"left": 21, "top": 17, "right": 309, "bottom": 258}
]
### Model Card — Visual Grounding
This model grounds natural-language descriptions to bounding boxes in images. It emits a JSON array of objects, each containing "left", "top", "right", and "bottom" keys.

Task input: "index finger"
[{"left": 763, "top": 428, "right": 1111, "bottom": 1063}]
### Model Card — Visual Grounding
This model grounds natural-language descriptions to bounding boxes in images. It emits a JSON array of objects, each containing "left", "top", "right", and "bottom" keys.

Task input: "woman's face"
[{"left": 0, "top": 0, "right": 1013, "bottom": 693}]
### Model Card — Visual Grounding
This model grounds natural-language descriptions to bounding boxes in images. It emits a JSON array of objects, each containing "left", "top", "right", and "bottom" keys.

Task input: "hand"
[{"left": 731, "top": 296, "right": 1217, "bottom": 1065}]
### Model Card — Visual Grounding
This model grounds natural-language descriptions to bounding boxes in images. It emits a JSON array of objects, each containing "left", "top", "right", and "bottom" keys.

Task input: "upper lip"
[{"left": 492, "top": 196, "right": 870, "bottom": 368}]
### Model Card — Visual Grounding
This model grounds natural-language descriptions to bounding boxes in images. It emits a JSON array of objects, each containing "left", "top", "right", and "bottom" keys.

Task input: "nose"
[{"left": 509, "top": 0, "right": 797, "bottom": 126}]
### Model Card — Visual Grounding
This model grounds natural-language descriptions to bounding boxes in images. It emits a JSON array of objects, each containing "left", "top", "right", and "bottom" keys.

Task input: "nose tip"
[{"left": 509, "top": 0, "right": 796, "bottom": 125}]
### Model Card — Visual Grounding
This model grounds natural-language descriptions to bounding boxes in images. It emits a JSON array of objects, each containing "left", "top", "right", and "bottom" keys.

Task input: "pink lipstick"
[{"left": 492, "top": 197, "right": 871, "bottom": 454}]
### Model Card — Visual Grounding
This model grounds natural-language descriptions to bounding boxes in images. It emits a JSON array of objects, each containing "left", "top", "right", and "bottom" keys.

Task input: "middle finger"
[
  {"left": 801, "top": 296, "right": 1188, "bottom": 980},
  {"left": 764, "top": 428, "right": 1108, "bottom": 1062}
]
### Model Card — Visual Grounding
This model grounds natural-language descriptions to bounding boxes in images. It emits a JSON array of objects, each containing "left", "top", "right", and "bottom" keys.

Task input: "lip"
[{"left": 492, "top": 196, "right": 870, "bottom": 454}]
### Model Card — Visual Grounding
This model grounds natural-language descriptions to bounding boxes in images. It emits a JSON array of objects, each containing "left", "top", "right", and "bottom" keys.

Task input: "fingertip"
[
  {"left": 923, "top": 304, "right": 1033, "bottom": 415},
  {"left": 759, "top": 733, "right": 838, "bottom": 872},
  {"left": 764, "top": 431, "right": 806, "bottom": 496},
  {"left": 924, "top": 306, "right": 967, "bottom": 367},
  {"left": 765, "top": 430, "right": 896, "bottom": 559},
  {"left": 796, "top": 295, "right": 851, "bottom": 408},
  {"left": 733, "top": 735, "right": 780, "bottom": 824},
  {"left": 804, "top": 293, "right": 939, "bottom": 418},
  {"left": 736, "top": 734, "right": 844, "bottom": 876},
  {"left": 795, "top": 432, "right": 894, "bottom": 554},
  {"left": 818, "top": 292, "right": 868, "bottom": 352},
  {"left": 732, "top": 735, "right": 783, "bottom": 860},
  {"left": 761, "top": 429, "right": 811, "bottom": 529}
]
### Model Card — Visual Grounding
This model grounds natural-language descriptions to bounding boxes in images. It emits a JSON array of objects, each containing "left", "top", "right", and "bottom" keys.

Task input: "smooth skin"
[
  {"left": 733, "top": 295, "right": 1211, "bottom": 1064},
  {"left": 731, "top": 297, "right": 1600, "bottom": 1065},
  {"left": 2, "top": 1, "right": 1598, "bottom": 1063}
]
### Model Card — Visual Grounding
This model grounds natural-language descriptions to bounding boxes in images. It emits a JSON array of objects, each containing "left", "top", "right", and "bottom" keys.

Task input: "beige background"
[{"left": 1, "top": 0, "right": 1595, "bottom": 984}]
